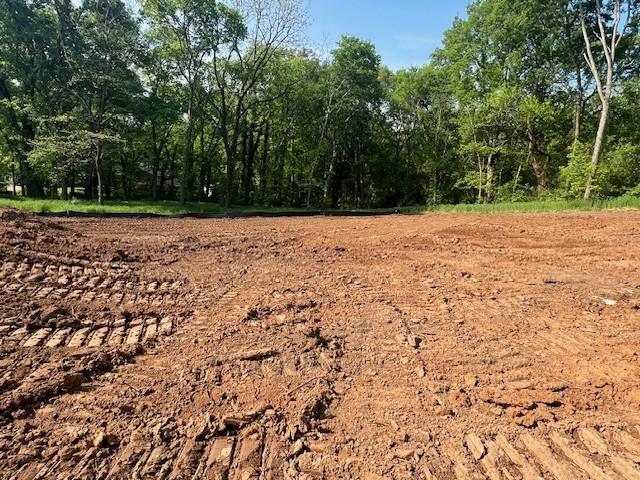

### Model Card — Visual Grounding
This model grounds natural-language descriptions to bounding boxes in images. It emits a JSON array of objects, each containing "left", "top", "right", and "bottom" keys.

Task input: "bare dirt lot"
[{"left": 1, "top": 207, "right": 640, "bottom": 479}]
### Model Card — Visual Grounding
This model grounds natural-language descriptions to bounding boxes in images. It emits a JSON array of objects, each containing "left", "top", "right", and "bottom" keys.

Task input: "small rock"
[
  {"left": 118, "top": 404, "right": 135, "bottom": 414},
  {"left": 464, "top": 374, "right": 479, "bottom": 388},
  {"left": 289, "top": 439, "right": 306, "bottom": 457},
  {"left": 17, "top": 446, "right": 41, "bottom": 458},
  {"left": 222, "top": 413, "right": 254, "bottom": 430},
  {"left": 396, "top": 448, "right": 415, "bottom": 460},
  {"left": 593, "top": 296, "right": 617, "bottom": 306},
  {"left": 60, "top": 372, "right": 87, "bottom": 391},
  {"left": 42, "top": 447, "right": 58, "bottom": 459},
  {"left": 465, "top": 434, "right": 486, "bottom": 461},
  {"left": 186, "top": 414, "right": 211, "bottom": 440},
  {"left": 93, "top": 432, "right": 107, "bottom": 448}
]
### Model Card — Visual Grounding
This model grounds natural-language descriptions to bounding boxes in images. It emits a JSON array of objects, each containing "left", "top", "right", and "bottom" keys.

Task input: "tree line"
[{"left": 1, "top": 0, "right": 638, "bottom": 208}]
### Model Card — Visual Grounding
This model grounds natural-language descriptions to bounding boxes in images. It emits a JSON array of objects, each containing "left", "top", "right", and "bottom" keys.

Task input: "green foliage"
[
  {"left": 560, "top": 141, "right": 593, "bottom": 198},
  {"left": 0, "top": 0, "right": 639, "bottom": 209},
  {"left": 560, "top": 140, "right": 640, "bottom": 199},
  {"left": 598, "top": 141, "right": 640, "bottom": 196}
]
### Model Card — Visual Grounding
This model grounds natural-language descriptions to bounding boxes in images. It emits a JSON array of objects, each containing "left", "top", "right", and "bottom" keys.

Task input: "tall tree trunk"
[
  {"left": 584, "top": 101, "right": 610, "bottom": 200},
  {"left": 239, "top": 121, "right": 249, "bottom": 204},
  {"left": 225, "top": 151, "right": 236, "bottom": 209},
  {"left": 70, "top": 166, "right": 76, "bottom": 198},
  {"left": 574, "top": 70, "right": 584, "bottom": 143},
  {"left": 259, "top": 122, "right": 269, "bottom": 205},
  {"left": 477, "top": 157, "right": 484, "bottom": 203},
  {"left": 527, "top": 118, "right": 548, "bottom": 190},
  {"left": 204, "top": 162, "right": 212, "bottom": 202},
  {"left": 484, "top": 154, "right": 494, "bottom": 204},
  {"left": 95, "top": 140, "right": 104, "bottom": 205},
  {"left": 244, "top": 127, "right": 259, "bottom": 206},
  {"left": 221, "top": 109, "right": 241, "bottom": 209},
  {"left": 12, "top": 165, "right": 17, "bottom": 196},
  {"left": 324, "top": 139, "right": 337, "bottom": 201},
  {"left": 150, "top": 123, "right": 160, "bottom": 201},
  {"left": 61, "top": 175, "right": 68, "bottom": 201}
]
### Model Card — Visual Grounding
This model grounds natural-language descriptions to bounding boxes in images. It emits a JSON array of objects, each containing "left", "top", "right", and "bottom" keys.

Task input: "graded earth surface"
[{"left": 1, "top": 207, "right": 640, "bottom": 479}]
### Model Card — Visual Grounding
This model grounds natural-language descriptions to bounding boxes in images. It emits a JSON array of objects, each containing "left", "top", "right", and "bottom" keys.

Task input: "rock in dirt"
[
  {"left": 466, "top": 434, "right": 486, "bottom": 461},
  {"left": 230, "top": 348, "right": 279, "bottom": 361},
  {"left": 93, "top": 431, "right": 107, "bottom": 448}
]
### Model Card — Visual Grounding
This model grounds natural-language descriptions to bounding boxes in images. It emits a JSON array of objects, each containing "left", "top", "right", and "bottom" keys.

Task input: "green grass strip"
[{"left": 1, "top": 196, "right": 639, "bottom": 216}]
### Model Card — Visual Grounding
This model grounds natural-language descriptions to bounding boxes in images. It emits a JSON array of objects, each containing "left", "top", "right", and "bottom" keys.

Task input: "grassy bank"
[
  {"left": 0, "top": 197, "right": 320, "bottom": 215},
  {"left": 403, "top": 196, "right": 640, "bottom": 214},
  {"left": 1, "top": 195, "right": 639, "bottom": 216}
]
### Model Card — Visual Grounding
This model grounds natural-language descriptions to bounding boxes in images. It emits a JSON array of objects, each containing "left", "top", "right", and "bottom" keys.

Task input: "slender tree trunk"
[
  {"left": 225, "top": 151, "right": 236, "bottom": 209},
  {"left": 259, "top": 122, "right": 269, "bottom": 205},
  {"left": 477, "top": 157, "right": 483, "bottom": 203},
  {"left": 574, "top": 73, "right": 584, "bottom": 143},
  {"left": 70, "top": 166, "right": 75, "bottom": 198},
  {"left": 95, "top": 140, "right": 104, "bottom": 205},
  {"left": 244, "top": 127, "right": 258, "bottom": 206},
  {"left": 61, "top": 175, "right": 68, "bottom": 201},
  {"left": 221, "top": 109, "right": 241, "bottom": 209},
  {"left": 527, "top": 118, "right": 548, "bottom": 190},
  {"left": 198, "top": 121, "right": 207, "bottom": 202},
  {"left": 513, "top": 162, "right": 523, "bottom": 195},
  {"left": 239, "top": 121, "right": 249, "bottom": 204},
  {"left": 204, "top": 162, "right": 212, "bottom": 201},
  {"left": 485, "top": 154, "right": 494, "bottom": 204},
  {"left": 151, "top": 123, "right": 160, "bottom": 201},
  {"left": 584, "top": 101, "right": 610, "bottom": 200},
  {"left": 290, "top": 173, "right": 295, "bottom": 207},
  {"left": 324, "top": 139, "right": 337, "bottom": 201}
]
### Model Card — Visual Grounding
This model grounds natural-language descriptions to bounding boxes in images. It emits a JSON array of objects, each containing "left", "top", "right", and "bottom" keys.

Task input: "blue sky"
[{"left": 306, "top": 0, "right": 470, "bottom": 71}]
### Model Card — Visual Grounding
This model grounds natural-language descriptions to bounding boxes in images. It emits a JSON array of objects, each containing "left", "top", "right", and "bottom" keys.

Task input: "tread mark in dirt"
[
  {"left": 1, "top": 255, "right": 182, "bottom": 349},
  {"left": 466, "top": 429, "right": 640, "bottom": 480}
]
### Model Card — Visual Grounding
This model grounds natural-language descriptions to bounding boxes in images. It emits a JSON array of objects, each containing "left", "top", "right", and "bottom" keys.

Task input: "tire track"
[{"left": 462, "top": 427, "right": 640, "bottom": 480}]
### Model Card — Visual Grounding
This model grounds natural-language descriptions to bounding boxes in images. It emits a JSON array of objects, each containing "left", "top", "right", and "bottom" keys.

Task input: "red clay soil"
[{"left": 1, "top": 207, "right": 640, "bottom": 479}]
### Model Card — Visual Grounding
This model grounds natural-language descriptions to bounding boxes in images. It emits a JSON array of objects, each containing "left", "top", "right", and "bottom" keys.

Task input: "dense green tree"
[
  {"left": 207, "top": 0, "right": 308, "bottom": 208},
  {"left": 0, "top": 0, "right": 59, "bottom": 197},
  {"left": 71, "top": 0, "right": 143, "bottom": 204},
  {"left": 142, "top": 0, "right": 245, "bottom": 205},
  {"left": 386, "top": 65, "right": 459, "bottom": 205},
  {"left": 322, "top": 36, "right": 383, "bottom": 208}
]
